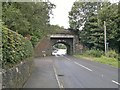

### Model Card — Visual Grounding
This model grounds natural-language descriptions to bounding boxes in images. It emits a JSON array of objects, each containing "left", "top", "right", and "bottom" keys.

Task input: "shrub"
[
  {"left": 85, "top": 49, "right": 103, "bottom": 57},
  {"left": 106, "top": 50, "right": 118, "bottom": 59},
  {"left": 2, "top": 26, "right": 33, "bottom": 69},
  {"left": 30, "top": 36, "right": 39, "bottom": 47}
]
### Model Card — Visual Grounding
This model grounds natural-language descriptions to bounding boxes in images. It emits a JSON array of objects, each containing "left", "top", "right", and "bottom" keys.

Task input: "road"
[{"left": 23, "top": 56, "right": 119, "bottom": 88}]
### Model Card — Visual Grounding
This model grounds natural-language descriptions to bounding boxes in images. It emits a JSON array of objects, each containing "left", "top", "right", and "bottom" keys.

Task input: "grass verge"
[{"left": 74, "top": 54, "right": 120, "bottom": 68}]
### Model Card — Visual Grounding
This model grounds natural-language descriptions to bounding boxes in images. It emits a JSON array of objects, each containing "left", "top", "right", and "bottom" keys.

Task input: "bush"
[
  {"left": 2, "top": 26, "right": 33, "bottom": 69},
  {"left": 30, "top": 36, "right": 39, "bottom": 47},
  {"left": 85, "top": 49, "right": 103, "bottom": 57},
  {"left": 106, "top": 50, "right": 118, "bottom": 59}
]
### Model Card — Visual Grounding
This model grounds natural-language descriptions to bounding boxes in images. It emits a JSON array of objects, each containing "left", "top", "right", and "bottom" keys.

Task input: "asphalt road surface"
[{"left": 24, "top": 56, "right": 119, "bottom": 88}]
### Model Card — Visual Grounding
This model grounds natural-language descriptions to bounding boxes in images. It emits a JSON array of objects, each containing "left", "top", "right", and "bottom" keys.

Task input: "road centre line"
[
  {"left": 64, "top": 56, "right": 92, "bottom": 72},
  {"left": 112, "top": 80, "right": 120, "bottom": 86},
  {"left": 64, "top": 56, "right": 120, "bottom": 86},
  {"left": 74, "top": 62, "right": 93, "bottom": 72},
  {"left": 53, "top": 65, "right": 64, "bottom": 88}
]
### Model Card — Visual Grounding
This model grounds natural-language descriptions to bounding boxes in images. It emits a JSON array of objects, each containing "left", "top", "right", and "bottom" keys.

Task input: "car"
[
  {"left": 52, "top": 49, "right": 67, "bottom": 56},
  {"left": 52, "top": 50, "right": 58, "bottom": 56}
]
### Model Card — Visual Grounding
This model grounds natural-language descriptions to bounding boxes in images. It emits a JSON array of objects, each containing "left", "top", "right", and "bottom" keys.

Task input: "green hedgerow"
[{"left": 2, "top": 26, "right": 33, "bottom": 69}]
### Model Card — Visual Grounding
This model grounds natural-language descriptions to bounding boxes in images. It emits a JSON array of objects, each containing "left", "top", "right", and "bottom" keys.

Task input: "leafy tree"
[
  {"left": 54, "top": 43, "right": 67, "bottom": 49},
  {"left": 98, "top": 3, "right": 119, "bottom": 52},
  {"left": 48, "top": 25, "right": 65, "bottom": 34},
  {"left": 80, "top": 14, "right": 104, "bottom": 50},
  {"left": 2, "top": 2, "right": 55, "bottom": 46},
  {"left": 69, "top": 1, "right": 102, "bottom": 32},
  {"left": 69, "top": 1, "right": 119, "bottom": 52},
  {"left": 2, "top": 3, "right": 30, "bottom": 35}
]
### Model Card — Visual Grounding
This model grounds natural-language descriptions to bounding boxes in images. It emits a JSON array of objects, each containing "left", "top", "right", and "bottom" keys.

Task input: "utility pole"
[{"left": 104, "top": 21, "right": 107, "bottom": 55}]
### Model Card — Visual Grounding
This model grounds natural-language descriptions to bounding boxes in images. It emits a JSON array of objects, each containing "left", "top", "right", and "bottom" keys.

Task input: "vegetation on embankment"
[
  {"left": 2, "top": 2, "right": 62, "bottom": 69},
  {"left": 2, "top": 2, "right": 55, "bottom": 47},
  {"left": 2, "top": 26, "right": 33, "bottom": 69},
  {"left": 74, "top": 50, "right": 120, "bottom": 68}
]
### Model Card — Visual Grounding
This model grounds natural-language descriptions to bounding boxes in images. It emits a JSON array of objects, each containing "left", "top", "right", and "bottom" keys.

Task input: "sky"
[{"left": 49, "top": 0, "right": 119, "bottom": 29}]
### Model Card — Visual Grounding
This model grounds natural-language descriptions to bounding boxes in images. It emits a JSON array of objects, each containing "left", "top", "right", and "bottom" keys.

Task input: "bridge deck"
[{"left": 50, "top": 35, "right": 74, "bottom": 38}]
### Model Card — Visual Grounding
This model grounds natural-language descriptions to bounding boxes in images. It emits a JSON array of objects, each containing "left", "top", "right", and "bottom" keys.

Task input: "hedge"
[{"left": 2, "top": 26, "right": 33, "bottom": 69}]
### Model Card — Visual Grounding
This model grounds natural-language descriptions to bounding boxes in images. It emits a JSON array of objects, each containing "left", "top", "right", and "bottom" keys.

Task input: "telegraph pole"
[{"left": 104, "top": 21, "right": 107, "bottom": 55}]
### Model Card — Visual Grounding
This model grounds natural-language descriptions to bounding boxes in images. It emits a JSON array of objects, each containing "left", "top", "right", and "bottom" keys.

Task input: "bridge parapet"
[{"left": 50, "top": 34, "right": 74, "bottom": 38}]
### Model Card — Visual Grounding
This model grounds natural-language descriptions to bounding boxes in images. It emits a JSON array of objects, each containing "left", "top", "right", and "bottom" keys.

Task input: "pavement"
[{"left": 23, "top": 56, "right": 120, "bottom": 88}]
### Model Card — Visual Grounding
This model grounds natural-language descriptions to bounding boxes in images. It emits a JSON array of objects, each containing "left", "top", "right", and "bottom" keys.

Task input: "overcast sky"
[{"left": 49, "top": 0, "right": 119, "bottom": 29}]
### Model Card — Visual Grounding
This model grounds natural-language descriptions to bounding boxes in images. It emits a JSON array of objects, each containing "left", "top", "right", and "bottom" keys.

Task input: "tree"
[
  {"left": 80, "top": 13, "right": 104, "bottom": 50},
  {"left": 98, "top": 3, "right": 119, "bottom": 52},
  {"left": 69, "top": 1, "right": 119, "bottom": 52},
  {"left": 2, "top": 2, "right": 30, "bottom": 35},
  {"left": 2, "top": 2, "right": 55, "bottom": 46},
  {"left": 69, "top": 1, "right": 102, "bottom": 31}
]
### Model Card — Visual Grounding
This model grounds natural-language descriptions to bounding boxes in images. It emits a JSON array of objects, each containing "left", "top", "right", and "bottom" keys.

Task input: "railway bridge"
[{"left": 34, "top": 29, "right": 83, "bottom": 57}]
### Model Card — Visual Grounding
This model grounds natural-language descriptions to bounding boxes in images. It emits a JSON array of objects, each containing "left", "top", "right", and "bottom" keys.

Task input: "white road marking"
[
  {"left": 112, "top": 80, "right": 120, "bottom": 86},
  {"left": 74, "top": 62, "right": 92, "bottom": 72},
  {"left": 53, "top": 65, "right": 64, "bottom": 88},
  {"left": 64, "top": 57, "right": 92, "bottom": 72},
  {"left": 62, "top": 56, "right": 120, "bottom": 87}
]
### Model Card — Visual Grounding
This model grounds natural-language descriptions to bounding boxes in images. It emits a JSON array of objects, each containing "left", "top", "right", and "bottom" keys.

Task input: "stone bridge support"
[{"left": 34, "top": 30, "right": 83, "bottom": 57}]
